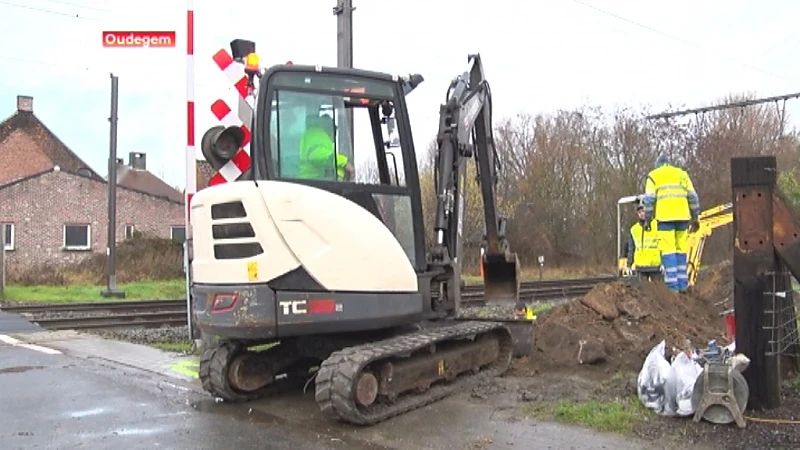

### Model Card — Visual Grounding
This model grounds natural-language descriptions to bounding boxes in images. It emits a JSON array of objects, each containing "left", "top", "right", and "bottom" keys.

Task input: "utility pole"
[
  {"left": 334, "top": 0, "right": 355, "bottom": 144},
  {"left": 102, "top": 73, "right": 125, "bottom": 299}
]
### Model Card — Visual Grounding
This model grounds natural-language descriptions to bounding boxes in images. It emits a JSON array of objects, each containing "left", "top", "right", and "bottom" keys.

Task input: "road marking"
[{"left": 0, "top": 334, "right": 63, "bottom": 355}]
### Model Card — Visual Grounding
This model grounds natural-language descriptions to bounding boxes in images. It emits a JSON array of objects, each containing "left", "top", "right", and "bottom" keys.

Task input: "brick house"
[
  {"left": 0, "top": 95, "right": 185, "bottom": 272},
  {"left": 195, "top": 160, "right": 215, "bottom": 190}
]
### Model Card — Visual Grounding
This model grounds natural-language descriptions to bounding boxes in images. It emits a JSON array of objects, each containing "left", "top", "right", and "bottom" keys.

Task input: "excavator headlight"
[{"left": 201, "top": 125, "right": 246, "bottom": 170}]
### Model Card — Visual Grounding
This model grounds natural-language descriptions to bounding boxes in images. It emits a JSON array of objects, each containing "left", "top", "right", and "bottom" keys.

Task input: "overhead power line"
[
  {"left": 0, "top": 0, "right": 99, "bottom": 20},
  {"left": 38, "top": 0, "right": 110, "bottom": 12},
  {"left": 645, "top": 91, "right": 800, "bottom": 120},
  {"left": 570, "top": 0, "right": 789, "bottom": 84}
]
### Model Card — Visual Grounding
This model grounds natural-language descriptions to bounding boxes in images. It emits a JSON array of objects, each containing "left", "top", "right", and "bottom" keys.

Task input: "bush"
[{"left": 9, "top": 233, "right": 184, "bottom": 286}]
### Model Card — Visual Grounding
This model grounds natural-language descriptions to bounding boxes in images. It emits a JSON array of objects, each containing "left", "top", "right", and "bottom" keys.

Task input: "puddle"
[
  {"left": 78, "top": 427, "right": 166, "bottom": 439},
  {"left": 191, "top": 398, "right": 290, "bottom": 426},
  {"left": 0, "top": 365, "right": 45, "bottom": 375},
  {"left": 67, "top": 407, "right": 106, "bottom": 418},
  {"left": 190, "top": 396, "right": 393, "bottom": 449}
]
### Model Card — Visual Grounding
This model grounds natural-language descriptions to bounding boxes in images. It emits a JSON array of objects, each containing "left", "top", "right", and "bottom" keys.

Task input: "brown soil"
[
  {"left": 467, "top": 262, "right": 800, "bottom": 448},
  {"left": 510, "top": 263, "right": 732, "bottom": 379}
]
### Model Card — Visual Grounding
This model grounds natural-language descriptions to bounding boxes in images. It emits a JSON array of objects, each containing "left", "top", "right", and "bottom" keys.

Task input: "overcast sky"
[{"left": 1, "top": 0, "right": 798, "bottom": 189}]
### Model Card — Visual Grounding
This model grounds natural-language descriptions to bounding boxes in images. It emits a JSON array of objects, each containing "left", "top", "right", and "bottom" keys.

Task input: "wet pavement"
[
  {"left": 0, "top": 330, "right": 659, "bottom": 449},
  {"left": 0, "top": 343, "right": 365, "bottom": 449},
  {"left": 0, "top": 310, "right": 44, "bottom": 333}
]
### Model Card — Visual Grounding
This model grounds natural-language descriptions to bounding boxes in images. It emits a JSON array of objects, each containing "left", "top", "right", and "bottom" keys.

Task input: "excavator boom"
[{"left": 430, "top": 54, "right": 520, "bottom": 308}]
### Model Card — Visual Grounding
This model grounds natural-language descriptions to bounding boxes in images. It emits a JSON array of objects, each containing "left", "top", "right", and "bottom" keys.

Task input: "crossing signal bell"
[{"left": 201, "top": 125, "right": 245, "bottom": 171}]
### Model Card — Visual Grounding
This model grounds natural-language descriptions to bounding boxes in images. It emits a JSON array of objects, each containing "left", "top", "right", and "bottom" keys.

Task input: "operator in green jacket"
[{"left": 298, "top": 115, "right": 355, "bottom": 181}]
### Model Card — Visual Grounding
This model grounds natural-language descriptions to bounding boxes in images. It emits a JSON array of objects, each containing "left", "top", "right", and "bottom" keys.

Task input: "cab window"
[{"left": 267, "top": 72, "right": 407, "bottom": 187}]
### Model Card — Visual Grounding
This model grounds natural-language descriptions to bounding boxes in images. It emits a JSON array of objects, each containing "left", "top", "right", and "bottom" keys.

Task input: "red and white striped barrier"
[
  {"left": 185, "top": 0, "right": 196, "bottom": 222},
  {"left": 207, "top": 48, "right": 257, "bottom": 186},
  {"left": 212, "top": 49, "right": 253, "bottom": 103}
]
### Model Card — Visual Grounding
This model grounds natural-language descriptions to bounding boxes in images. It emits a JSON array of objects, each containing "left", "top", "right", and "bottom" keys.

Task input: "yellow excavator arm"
[{"left": 686, "top": 203, "right": 733, "bottom": 286}]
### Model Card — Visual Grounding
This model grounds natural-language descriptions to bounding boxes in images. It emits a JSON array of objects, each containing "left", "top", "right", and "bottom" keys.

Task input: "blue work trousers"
[{"left": 657, "top": 220, "right": 690, "bottom": 292}]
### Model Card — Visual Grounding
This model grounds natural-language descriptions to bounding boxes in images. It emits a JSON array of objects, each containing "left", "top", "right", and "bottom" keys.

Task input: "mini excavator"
[{"left": 190, "top": 47, "right": 529, "bottom": 425}]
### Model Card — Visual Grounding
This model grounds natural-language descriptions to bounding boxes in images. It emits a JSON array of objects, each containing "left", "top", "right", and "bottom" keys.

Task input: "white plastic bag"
[
  {"left": 664, "top": 352, "right": 703, "bottom": 416},
  {"left": 637, "top": 340, "right": 672, "bottom": 414},
  {"left": 731, "top": 353, "right": 750, "bottom": 373}
]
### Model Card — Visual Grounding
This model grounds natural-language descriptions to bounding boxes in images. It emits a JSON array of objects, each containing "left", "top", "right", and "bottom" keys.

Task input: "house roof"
[
  {"left": 0, "top": 108, "right": 102, "bottom": 183},
  {"left": 116, "top": 165, "right": 184, "bottom": 203},
  {"left": 0, "top": 166, "right": 183, "bottom": 205}
]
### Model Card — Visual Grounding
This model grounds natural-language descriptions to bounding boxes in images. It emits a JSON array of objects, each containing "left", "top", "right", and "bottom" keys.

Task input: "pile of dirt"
[
  {"left": 693, "top": 260, "right": 733, "bottom": 306},
  {"left": 512, "top": 267, "right": 732, "bottom": 377}
]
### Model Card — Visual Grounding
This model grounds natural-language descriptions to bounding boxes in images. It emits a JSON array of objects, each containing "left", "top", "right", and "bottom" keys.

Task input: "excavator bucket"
[{"left": 482, "top": 251, "right": 521, "bottom": 303}]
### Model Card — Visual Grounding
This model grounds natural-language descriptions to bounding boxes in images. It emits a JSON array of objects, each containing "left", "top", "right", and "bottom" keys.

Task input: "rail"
[
  {"left": 31, "top": 311, "right": 188, "bottom": 330},
  {"left": 0, "top": 276, "right": 616, "bottom": 331},
  {"left": 1, "top": 300, "right": 187, "bottom": 331},
  {"left": 2, "top": 299, "right": 186, "bottom": 314}
]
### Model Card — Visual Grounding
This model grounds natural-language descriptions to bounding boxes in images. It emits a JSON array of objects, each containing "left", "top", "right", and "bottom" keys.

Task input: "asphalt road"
[
  {"left": 0, "top": 342, "right": 359, "bottom": 450},
  {"left": 0, "top": 318, "right": 657, "bottom": 450},
  {"left": 0, "top": 311, "right": 44, "bottom": 333}
]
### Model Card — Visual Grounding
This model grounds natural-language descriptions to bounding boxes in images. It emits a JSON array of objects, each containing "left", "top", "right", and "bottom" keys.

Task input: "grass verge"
[
  {"left": 1, "top": 279, "right": 186, "bottom": 303},
  {"left": 150, "top": 341, "right": 193, "bottom": 353},
  {"left": 521, "top": 396, "right": 650, "bottom": 434}
]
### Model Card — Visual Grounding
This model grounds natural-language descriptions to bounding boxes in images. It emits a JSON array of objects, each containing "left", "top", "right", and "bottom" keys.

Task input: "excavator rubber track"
[
  {"left": 314, "top": 320, "right": 513, "bottom": 425},
  {"left": 199, "top": 340, "right": 310, "bottom": 402}
]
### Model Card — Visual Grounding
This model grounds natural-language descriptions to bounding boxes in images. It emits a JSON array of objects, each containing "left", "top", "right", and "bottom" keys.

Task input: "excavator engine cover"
[{"left": 482, "top": 252, "right": 521, "bottom": 304}]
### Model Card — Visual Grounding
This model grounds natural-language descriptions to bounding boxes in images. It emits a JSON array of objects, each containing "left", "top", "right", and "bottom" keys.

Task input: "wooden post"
[{"left": 731, "top": 155, "right": 781, "bottom": 410}]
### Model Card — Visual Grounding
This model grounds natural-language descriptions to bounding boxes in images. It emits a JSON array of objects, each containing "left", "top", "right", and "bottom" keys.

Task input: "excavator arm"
[
  {"left": 686, "top": 203, "right": 733, "bottom": 286},
  {"left": 430, "top": 54, "right": 520, "bottom": 310}
]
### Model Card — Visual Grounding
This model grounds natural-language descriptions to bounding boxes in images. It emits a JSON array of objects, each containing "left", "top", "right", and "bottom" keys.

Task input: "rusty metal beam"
[
  {"left": 731, "top": 155, "right": 781, "bottom": 410},
  {"left": 772, "top": 188, "right": 800, "bottom": 375}
]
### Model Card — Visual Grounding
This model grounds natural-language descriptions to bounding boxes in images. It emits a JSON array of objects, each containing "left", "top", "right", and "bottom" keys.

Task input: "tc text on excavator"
[{"left": 189, "top": 40, "right": 532, "bottom": 426}]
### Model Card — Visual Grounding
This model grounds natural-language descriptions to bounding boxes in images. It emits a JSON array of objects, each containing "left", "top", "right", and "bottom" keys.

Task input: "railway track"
[
  {"left": 0, "top": 276, "right": 616, "bottom": 331},
  {"left": 2, "top": 299, "right": 187, "bottom": 314},
  {"left": 30, "top": 312, "right": 188, "bottom": 330},
  {"left": 1, "top": 300, "right": 188, "bottom": 331}
]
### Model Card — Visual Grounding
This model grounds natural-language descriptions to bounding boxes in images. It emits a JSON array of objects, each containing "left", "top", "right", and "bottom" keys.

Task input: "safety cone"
[{"left": 479, "top": 248, "right": 485, "bottom": 279}]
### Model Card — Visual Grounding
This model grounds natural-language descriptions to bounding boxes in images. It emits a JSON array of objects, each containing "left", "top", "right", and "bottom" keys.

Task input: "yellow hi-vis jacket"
[
  {"left": 299, "top": 128, "right": 349, "bottom": 181},
  {"left": 630, "top": 220, "right": 661, "bottom": 268},
  {"left": 643, "top": 164, "right": 700, "bottom": 222}
]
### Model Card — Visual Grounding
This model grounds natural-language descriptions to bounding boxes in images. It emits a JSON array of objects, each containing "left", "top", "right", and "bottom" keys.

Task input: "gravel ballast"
[{"left": 86, "top": 326, "right": 192, "bottom": 348}]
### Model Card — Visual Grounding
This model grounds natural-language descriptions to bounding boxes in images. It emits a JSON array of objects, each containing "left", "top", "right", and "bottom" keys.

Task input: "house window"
[
  {"left": 124, "top": 224, "right": 135, "bottom": 240},
  {"left": 1, "top": 223, "right": 14, "bottom": 251},
  {"left": 64, "top": 224, "right": 91, "bottom": 250},
  {"left": 171, "top": 225, "right": 186, "bottom": 242}
]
